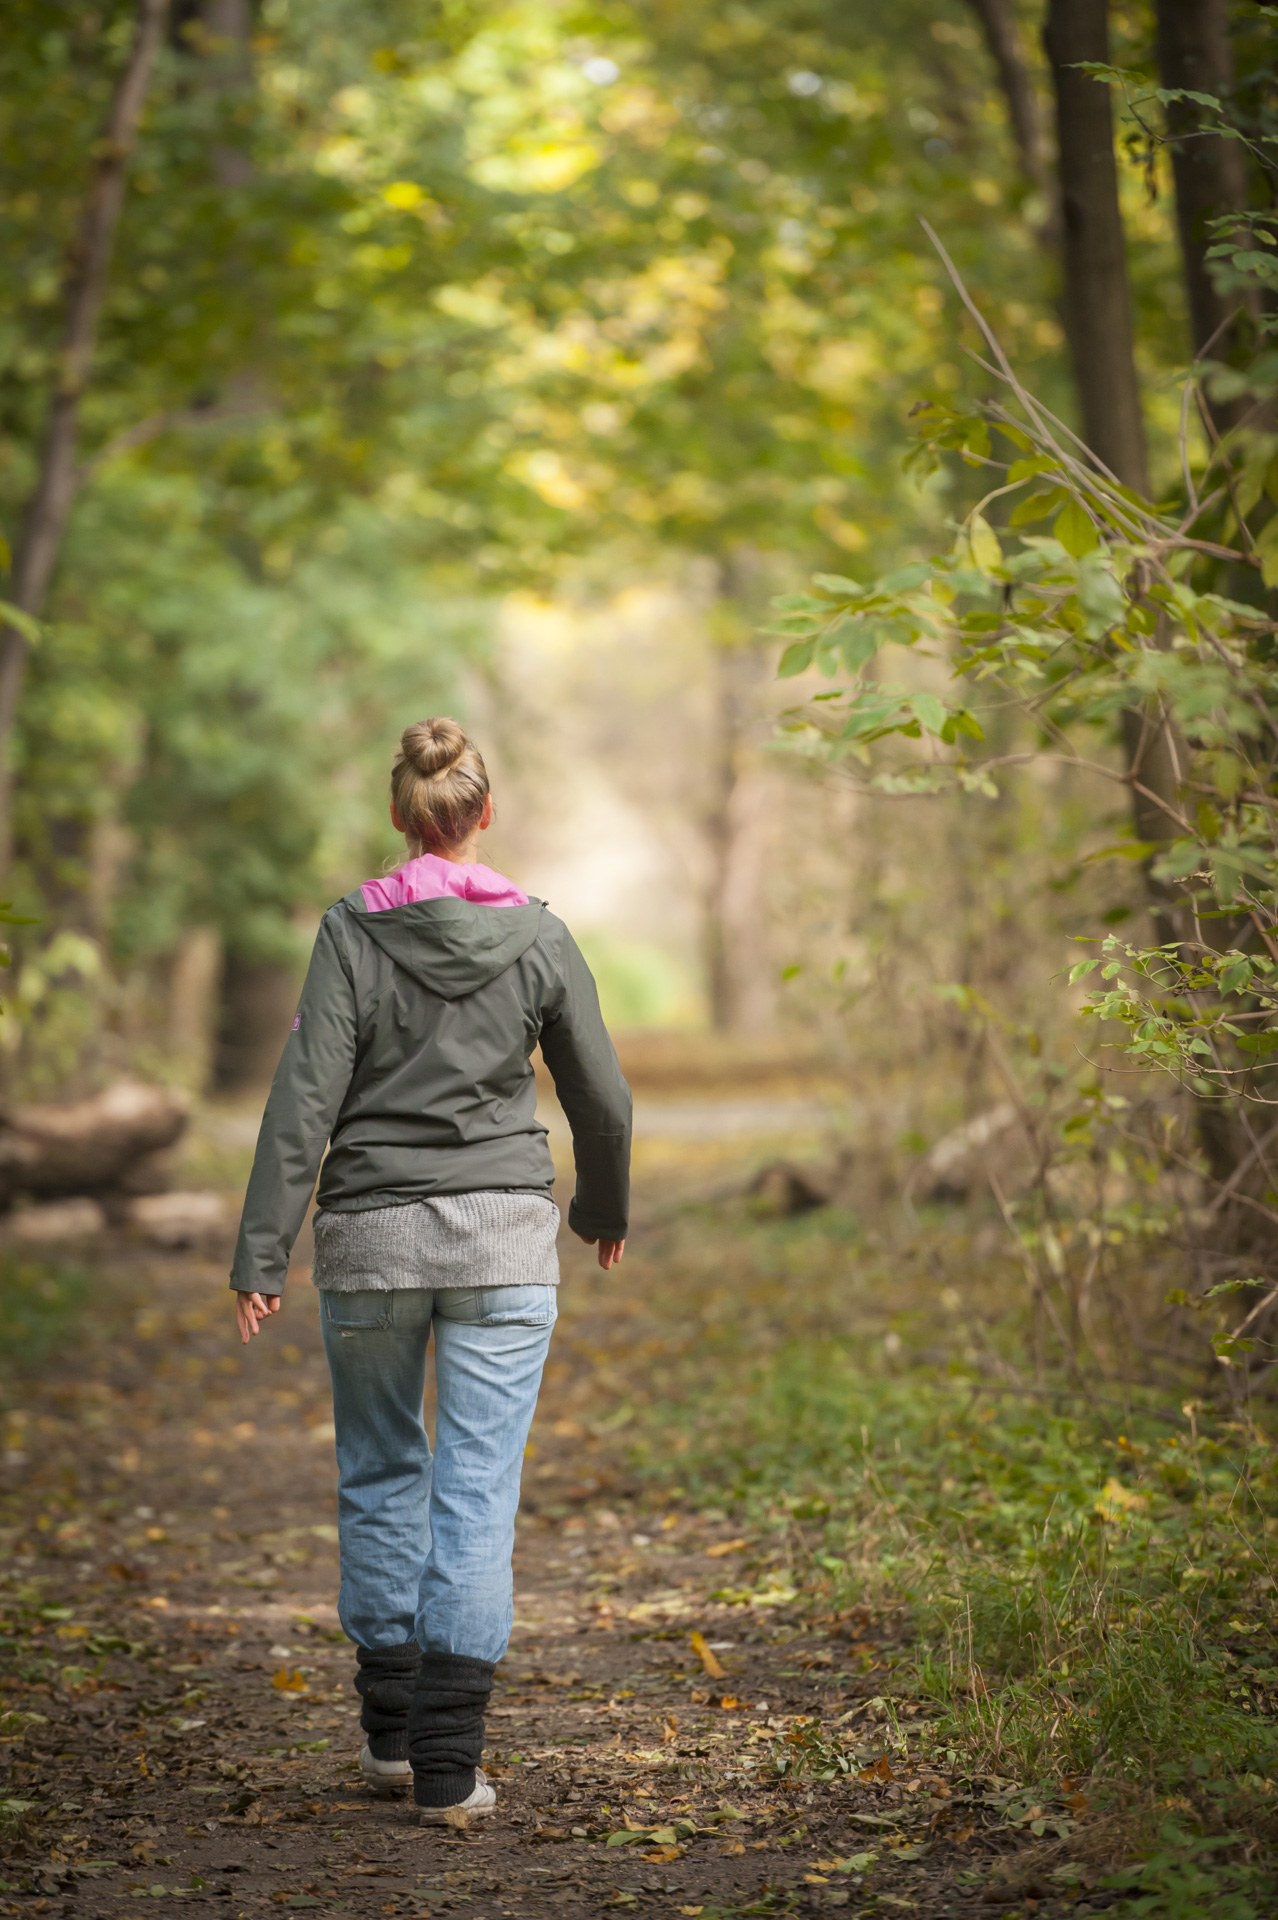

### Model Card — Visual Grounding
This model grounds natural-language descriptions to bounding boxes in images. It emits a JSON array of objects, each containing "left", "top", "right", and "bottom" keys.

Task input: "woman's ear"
[
  {"left": 479, "top": 793, "right": 494, "bottom": 831},
  {"left": 390, "top": 801, "right": 405, "bottom": 835}
]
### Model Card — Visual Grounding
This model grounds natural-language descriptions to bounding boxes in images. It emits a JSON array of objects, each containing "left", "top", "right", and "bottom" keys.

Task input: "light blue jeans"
[{"left": 319, "top": 1285, "right": 556, "bottom": 1661}]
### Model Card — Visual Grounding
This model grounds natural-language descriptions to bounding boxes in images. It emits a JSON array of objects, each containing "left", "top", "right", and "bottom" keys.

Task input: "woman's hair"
[{"left": 391, "top": 718, "right": 490, "bottom": 856}]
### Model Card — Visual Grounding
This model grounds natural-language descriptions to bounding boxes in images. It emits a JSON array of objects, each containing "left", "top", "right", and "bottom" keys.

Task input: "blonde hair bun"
[
  {"left": 402, "top": 717, "right": 467, "bottom": 778},
  {"left": 391, "top": 717, "right": 490, "bottom": 855}
]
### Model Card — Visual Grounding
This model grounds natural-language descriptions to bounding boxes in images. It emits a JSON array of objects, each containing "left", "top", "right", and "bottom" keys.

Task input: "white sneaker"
[
  {"left": 414, "top": 1767, "right": 497, "bottom": 1826},
  {"left": 359, "top": 1744, "right": 412, "bottom": 1794}
]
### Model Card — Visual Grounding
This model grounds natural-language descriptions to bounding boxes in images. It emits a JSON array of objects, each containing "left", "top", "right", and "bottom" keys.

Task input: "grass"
[
  {"left": 602, "top": 1195, "right": 1278, "bottom": 1915},
  {"left": 0, "top": 1253, "right": 90, "bottom": 1377}
]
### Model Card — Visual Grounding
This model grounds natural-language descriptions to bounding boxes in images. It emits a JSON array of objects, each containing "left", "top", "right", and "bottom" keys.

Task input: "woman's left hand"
[
  {"left": 577, "top": 1237, "right": 625, "bottom": 1271},
  {"left": 236, "top": 1291, "right": 282, "bottom": 1344}
]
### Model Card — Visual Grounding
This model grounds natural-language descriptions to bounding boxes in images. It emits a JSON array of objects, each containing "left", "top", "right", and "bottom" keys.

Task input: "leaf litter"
[{"left": 3, "top": 1206, "right": 1272, "bottom": 1917}]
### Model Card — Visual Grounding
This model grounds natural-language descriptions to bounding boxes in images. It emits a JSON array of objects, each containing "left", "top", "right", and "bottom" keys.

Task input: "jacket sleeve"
[
  {"left": 538, "top": 925, "right": 632, "bottom": 1242},
  {"left": 229, "top": 913, "right": 358, "bottom": 1294}
]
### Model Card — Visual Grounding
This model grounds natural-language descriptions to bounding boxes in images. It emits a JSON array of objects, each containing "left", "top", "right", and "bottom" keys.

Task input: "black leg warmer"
[
  {"left": 408, "top": 1650, "right": 495, "bottom": 1808},
  {"left": 354, "top": 1641, "right": 420, "bottom": 1763}
]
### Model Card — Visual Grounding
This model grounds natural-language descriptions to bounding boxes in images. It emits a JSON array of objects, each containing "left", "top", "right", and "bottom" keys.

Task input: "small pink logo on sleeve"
[{"left": 291, "top": 1015, "right": 301, "bottom": 1031}]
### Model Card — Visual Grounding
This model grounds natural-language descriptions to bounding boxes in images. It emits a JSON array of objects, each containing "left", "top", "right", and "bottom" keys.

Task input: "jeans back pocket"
[
  {"left": 437, "top": 1285, "right": 558, "bottom": 1328},
  {"left": 322, "top": 1290, "right": 394, "bottom": 1331}
]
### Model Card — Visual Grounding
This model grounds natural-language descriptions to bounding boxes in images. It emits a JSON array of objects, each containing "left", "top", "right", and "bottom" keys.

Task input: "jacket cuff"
[
  {"left": 228, "top": 1273, "right": 287, "bottom": 1294},
  {"left": 567, "top": 1197, "right": 628, "bottom": 1241}
]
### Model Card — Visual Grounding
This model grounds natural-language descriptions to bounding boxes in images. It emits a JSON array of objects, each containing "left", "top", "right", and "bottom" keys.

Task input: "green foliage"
[
  {"left": 624, "top": 1197, "right": 1278, "bottom": 1897},
  {"left": 773, "top": 273, "right": 1278, "bottom": 1109},
  {"left": 1103, "top": 1822, "right": 1268, "bottom": 1920},
  {"left": 0, "top": 1255, "right": 89, "bottom": 1374}
]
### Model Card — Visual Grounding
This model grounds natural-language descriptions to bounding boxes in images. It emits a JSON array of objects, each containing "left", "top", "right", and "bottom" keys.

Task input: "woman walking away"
[{"left": 229, "top": 718, "right": 631, "bottom": 1826}]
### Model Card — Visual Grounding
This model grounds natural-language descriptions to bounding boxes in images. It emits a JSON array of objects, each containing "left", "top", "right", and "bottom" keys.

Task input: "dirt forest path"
[{"left": 1, "top": 1125, "right": 1033, "bottom": 1920}]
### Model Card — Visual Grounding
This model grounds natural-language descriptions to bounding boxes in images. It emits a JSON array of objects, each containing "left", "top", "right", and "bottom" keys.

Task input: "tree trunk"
[
  {"left": 214, "top": 953, "right": 300, "bottom": 1092},
  {"left": 1154, "top": 0, "right": 1259, "bottom": 380},
  {"left": 0, "top": 0, "right": 170, "bottom": 866},
  {"left": 1045, "top": 3, "right": 1271, "bottom": 1241},
  {"left": 963, "top": 0, "right": 1058, "bottom": 244},
  {"left": 702, "top": 554, "right": 773, "bottom": 1034},
  {"left": 703, "top": 638, "right": 750, "bottom": 1033},
  {"left": 1043, "top": 0, "right": 1150, "bottom": 497}
]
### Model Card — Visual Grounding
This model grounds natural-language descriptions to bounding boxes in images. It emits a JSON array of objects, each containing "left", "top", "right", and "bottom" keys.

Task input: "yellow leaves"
[
  {"left": 508, "top": 450, "right": 594, "bottom": 512},
  {"left": 689, "top": 1630, "right": 726, "bottom": 1677},
  {"left": 382, "top": 180, "right": 426, "bottom": 210},
  {"left": 435, "top": 281, "right": 511, "bottom": 329},
  {"left": 271, "top": 1668, "right": 309, "bottom": 1692},
  {"left": 474, "top": 140, "right": 600, "bottom": 195},
  {"left": 704, "top": 1538, "right": 748, "bottom": 1560},
  {"left": 804, "top": 338, "right": 875, "bottom": 400},
  {"left": 314, "top": 137, "right": 367, "bottom": 181},
  {"left": 1094, "top": 1476, "right": 1149, "bottom": 1520},
  {"left": 599, "top": 85, "right": 677, "bottom": 146},
  {"left": 956, "top": 513, "right": 1002, "bottom": 574}
]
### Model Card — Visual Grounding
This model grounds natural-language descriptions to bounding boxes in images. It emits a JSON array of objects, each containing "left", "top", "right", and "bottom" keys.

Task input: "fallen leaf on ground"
[
  {"left": 271, "top": 1669, "right": 309, "bottom": 1692},
  {"left": 689, "top": 1631, "right": 726, "bottom": 1679},
  {"left": 704, "top": 1539, "right": 748, "bottom": 1559}
]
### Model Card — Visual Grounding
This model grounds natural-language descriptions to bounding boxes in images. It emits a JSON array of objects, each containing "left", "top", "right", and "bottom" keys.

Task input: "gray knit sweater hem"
[{"left": 310, "top": 1189, "right": 560, "bottom": 1293}]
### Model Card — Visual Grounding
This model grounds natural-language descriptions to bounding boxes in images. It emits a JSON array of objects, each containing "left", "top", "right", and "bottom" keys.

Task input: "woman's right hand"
[
  {"left": 577, "top": 1236, "right": 625, "bottom": 1271},
  {"left": 236, "top": 1290, "right": 281, "bottom": 1343}
]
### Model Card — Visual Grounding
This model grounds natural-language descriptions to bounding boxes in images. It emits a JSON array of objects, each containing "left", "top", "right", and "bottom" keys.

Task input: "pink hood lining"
[{"left": 359, "top": 852, "right": 529, "bottom": 914}]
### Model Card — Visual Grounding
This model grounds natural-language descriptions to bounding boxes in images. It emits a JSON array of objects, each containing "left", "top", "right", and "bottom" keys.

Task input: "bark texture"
[
  {"left": 1043, "top": 0, "right": 1150, "bottom": 496},
  {"left": 1154, "top": 0, "right": 1258, "bottom": 366}
]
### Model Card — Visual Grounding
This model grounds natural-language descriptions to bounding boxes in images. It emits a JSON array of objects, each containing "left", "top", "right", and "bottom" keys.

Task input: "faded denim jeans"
[{"left": 319, "top": 1285, "right": 556, "bottom": 1661}]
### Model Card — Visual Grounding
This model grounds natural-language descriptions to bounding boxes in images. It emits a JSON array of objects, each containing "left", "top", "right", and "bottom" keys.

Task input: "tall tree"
[
  {"left": 963, "top": 0, "right": 1058, "bottom": 243},
  {"left": 0, "top": 0, "right": 170, "bottom": 862},
  {"left": 1154, "top": 0, "right": 1259, "bottom": 375},
  {"left": 1042, "top": 0, "right": 1149, "bottom": 497}
]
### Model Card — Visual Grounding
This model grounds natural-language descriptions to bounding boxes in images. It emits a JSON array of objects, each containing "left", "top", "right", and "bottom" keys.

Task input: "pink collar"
[{"left": 359, "top": 852, "right": 529, "bottom": 913}]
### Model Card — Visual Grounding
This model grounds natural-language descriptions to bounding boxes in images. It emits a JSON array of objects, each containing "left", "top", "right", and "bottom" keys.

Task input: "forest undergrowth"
[{"left": 607, "top": 1175, "right": 1278, "bottom": 1918}]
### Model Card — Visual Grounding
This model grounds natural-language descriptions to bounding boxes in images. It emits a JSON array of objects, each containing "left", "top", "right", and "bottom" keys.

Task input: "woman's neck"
[{"left": 416, "top": 835, "right": 482, "bottom": 868}]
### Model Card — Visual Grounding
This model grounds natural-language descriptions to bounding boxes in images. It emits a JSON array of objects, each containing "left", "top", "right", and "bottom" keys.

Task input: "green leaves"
[
  {"left": 774, "top": 306, "right": 1278, "bottom": 1108},
  {"left": 1053, "top": 500, "right": 1099, "bottom": 559}
]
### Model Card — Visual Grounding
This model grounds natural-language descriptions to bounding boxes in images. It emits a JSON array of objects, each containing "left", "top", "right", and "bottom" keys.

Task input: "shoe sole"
[
  {"left": 414, "top": 1803, "right": 496, "bottom": 1827},
  {"left": 359, "top": 1753, "right": 412, "bottom": 1798}
]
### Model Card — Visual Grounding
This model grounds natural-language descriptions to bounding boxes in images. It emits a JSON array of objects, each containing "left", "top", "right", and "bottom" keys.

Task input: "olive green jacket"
[{"left": 229, "top": 893, "right": 631, "bottom": 1294}]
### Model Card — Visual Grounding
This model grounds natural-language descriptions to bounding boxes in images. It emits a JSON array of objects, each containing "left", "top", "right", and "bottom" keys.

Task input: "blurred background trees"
[{"left": 1, "top": 0, "right": 1273, "bottom": 1208}]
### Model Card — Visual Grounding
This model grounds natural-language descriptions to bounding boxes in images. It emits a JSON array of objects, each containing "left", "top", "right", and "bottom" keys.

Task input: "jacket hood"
[{"left": 342, "top": 891, "right": 546, "bottom": 1000}]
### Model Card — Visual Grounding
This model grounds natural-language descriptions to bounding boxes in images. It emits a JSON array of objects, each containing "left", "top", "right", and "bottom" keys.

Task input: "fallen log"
[
  {"left": 913, "top": 1101, "right": 1028, "bottom": 1204},
  {"left": 0, "top": 1078, "right": 188, "bottom": 1205}
]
